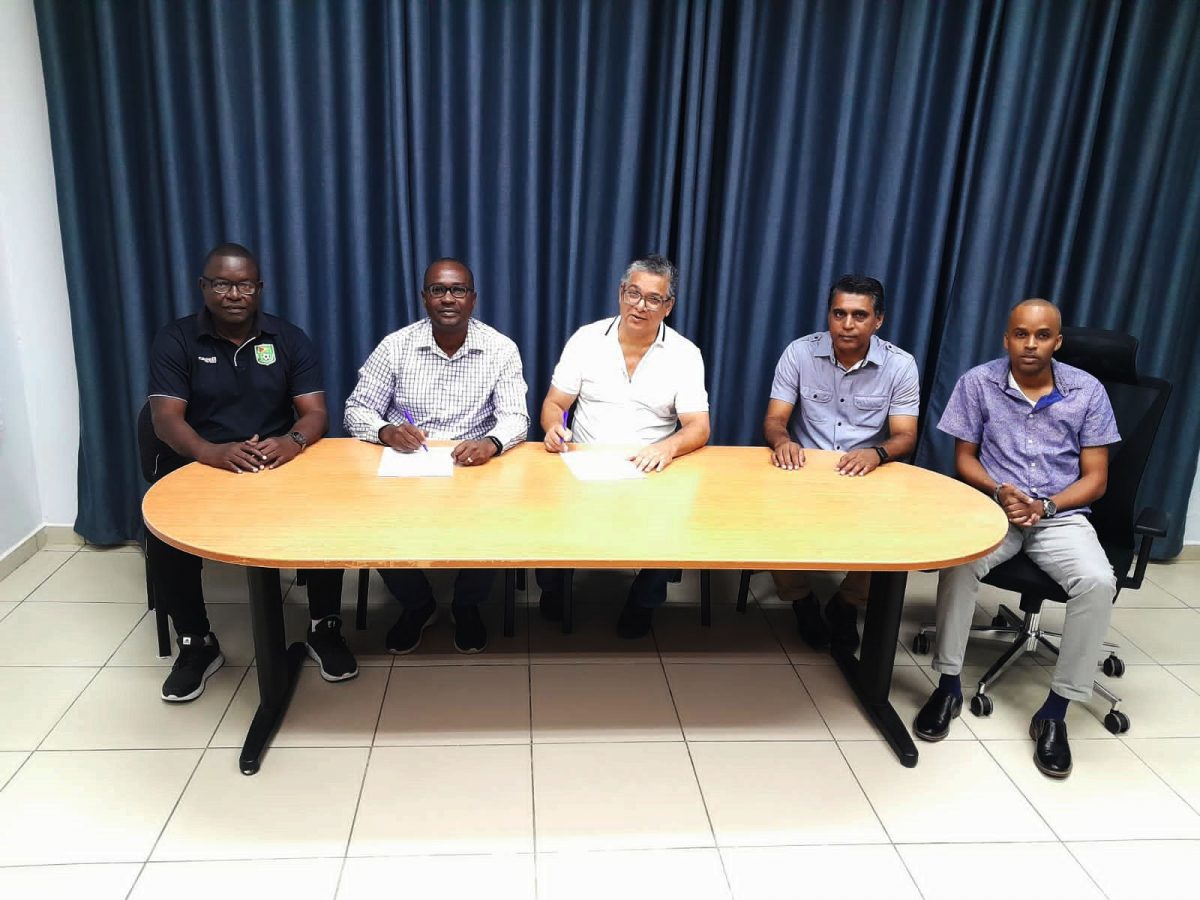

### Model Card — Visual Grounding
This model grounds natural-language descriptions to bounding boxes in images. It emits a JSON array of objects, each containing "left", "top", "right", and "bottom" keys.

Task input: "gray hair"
[{"left": 622, "top": 254, "right": 678, "bottom": 299}]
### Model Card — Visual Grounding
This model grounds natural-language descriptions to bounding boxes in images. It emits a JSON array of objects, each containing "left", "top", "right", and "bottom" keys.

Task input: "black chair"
[
  {"left": 138, "top": 403, "right": 371, "bottom": 649},
  {"left": 911, "top": 328, "right": 1172, "bottom": 734}
]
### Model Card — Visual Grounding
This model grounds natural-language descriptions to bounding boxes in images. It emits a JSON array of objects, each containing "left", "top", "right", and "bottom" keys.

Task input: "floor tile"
[
  {"left": 0, "top": 748, "right": 200, "bottom": 865},
  {"left": 655, "top": 604, "right": 788, "bottom": 664},
  {"left": 0, "top": 863, "right": 142, "bottom": 900},
  {"left": 349, "top": 745, "right": 533, "bottom": 855},
  {"left": 212, "top": 666, "right": 386, "bottom": 748},
  {"left": 132, "top": 859, "right": 342, "bottom": 900},
  {"left": 1107, "top": 576, "right": 1188, "bottom": 608},
  {"left": 376, "top": 664, "right": 530, "bottom": 745},
  {"left": 0, "top": 550, "right": 74, "bottom": 603},
  {"left": 0, "top": 602, "right": 145, "bottom": 666},
  {"left": 533, "top": 742, "right": 712, "bottom": 851},
  {"left": 722, "top": 845, "right": 920, "bottom": 900},
  {"left": 532, "top": 663, "right": 681, "bottom": 742},
  {"left": 0, "top": 666, "right": 97, "bottom": 750},
  {"left": 529, "top": 600, "right": 658, "bottom": 664},
  {"left": 954, "top": 664, "right": 1114, "bottom": 741},
  {"left": 1119, "top": 737, "right": 1200, "bottom": 811},
  {"left": 537, "top": 848, "right": 730, "bottom": 900},
  {"left": 154, "top": 747, "right": 368, "bottom": 860},
  {"left": 985, "top": 738, "right": 1200, "bottom": 840},
  {"left": 690, "top": 741, "right": 885, "bottom": 846},
  {"left": 1079, "top": 663, "right": 1200, "bottom": 738},
  {"left": 44, "top": 665, "right": 244, "bottom": 750},
  {"left": 841, "top": 740, "right": 1053, "bottom": 843},
  {"left": 26, "top": 549, "right": 147, "bottom": 603},
  {"left": 666, "top": 663, "right": 830, "bottom": 740},
  {"left": 338, "top": 855, "right": 535, "bottom": 900},
  {"left": 109, "top": 601, "right": 256, "bottom": 666},
  {"left": 1110, "top": 608, "right": 1200, "bottom": 664},
  {"left": 797, "top": 664, "right": 940, "bottom": 741},
  {"left": 1167, "top": 664, "right": 1200, "bottom": 695},
  {"left": 1145, "top": 561, "right": 1200, "bottom": 605},
  {"left": 898, "top": 842, "right": 1102, "bottom": 899},
  {"left": 0, "top": 600, "right": 16, "bottom": 622},
  {"left": 0, "top": 751, "right": 29, "bottom": 788},
  {"left": 1067, "top": 840, "right": 1200, "bottom": 899}
]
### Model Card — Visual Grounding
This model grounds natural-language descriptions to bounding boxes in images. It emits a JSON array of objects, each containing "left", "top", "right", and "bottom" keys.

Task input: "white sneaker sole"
[
  {"left": 305, "top": 642, "right": 360, "bottom": 682},
  {"left": 161, "top": 652, "right": 225, "bottom": 703},
  {"left": 386, "top": 608, "right": 438, "bottom": 655}
]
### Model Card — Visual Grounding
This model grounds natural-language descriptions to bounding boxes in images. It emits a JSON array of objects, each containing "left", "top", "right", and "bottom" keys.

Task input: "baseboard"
[
  {"left": 36, "top": 524, "right": 87, "bottom": 550},
  {"left": 1178, "top": 544, "right": 1200, "bottom": 561},
  {"left": 0, "top": 530, "right": 41, "bottom": 582}
]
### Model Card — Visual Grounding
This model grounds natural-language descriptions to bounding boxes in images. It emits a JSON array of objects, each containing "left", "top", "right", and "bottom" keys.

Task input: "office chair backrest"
[
  {"left": 137, "top": 401, "right": 172, "bottom": 484},
  {"left": 1054, "top": 328, "right": 1171, "bottom": 551}
]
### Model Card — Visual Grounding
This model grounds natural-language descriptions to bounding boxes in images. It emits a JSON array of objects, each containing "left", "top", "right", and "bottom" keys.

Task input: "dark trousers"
[
  {"left": 379, "top": 568, "right": 496, "bottom": 610},
  {"left": 146, "top": 532, "right": 343, "bottom": 637},
  {"left": 535, "top": 568, "right": 671, "bottom": 608}
]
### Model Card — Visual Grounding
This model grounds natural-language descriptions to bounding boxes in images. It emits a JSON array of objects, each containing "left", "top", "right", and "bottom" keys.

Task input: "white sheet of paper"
[
  {"left": 377, "top": 446, "right": 455, "bottom": 477},
  {"left": 560, "top": 451, "right": 647, "bottom": 482}
]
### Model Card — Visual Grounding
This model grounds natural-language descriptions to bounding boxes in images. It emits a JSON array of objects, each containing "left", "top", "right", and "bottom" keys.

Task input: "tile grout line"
[
  {"left": 1060, "top": 841, "right": 1115, "bottom": 900},
  {"left": 125, "top": 743, "right": 208, "bottom": 899}
]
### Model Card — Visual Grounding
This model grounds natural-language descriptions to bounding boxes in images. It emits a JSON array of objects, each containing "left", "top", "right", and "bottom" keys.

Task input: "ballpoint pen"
[
  {"left": 401, "top": 408, "right": 428, "bottom": 452},
  {"left": 561, "top": 410, "right": 569, "bottom": 448}
]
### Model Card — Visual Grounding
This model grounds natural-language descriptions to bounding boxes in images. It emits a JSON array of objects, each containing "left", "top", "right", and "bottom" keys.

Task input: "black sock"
[
  {"left": 1033, "top": 689, "right": 1070, "bottom": 722},
  {"left": 938, "top": 673, "right": 962, "bottom": 697}
]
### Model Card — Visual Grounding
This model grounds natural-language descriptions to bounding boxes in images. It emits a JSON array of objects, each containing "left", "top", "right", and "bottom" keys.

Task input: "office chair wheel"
[
  {"left": 1102, "top": 655, "right": 1126, "bottom": 678},
  {"left": 1104, "top": 710, "right": 1130, "bottom": 734},
  {"left": 911, "top": 633, "right": 930, "bottom": 655},
  {"left": 970, "top": 694, "right": 993, "bottom": 717}
]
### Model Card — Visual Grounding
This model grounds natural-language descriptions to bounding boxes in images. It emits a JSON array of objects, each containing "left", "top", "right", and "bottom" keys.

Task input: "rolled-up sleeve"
[
  {"left": 487, "top": 342, "right": 530, "bottom": 451},
  {"left": 344, "top": 338, "right": 396, "bottom": 443}
]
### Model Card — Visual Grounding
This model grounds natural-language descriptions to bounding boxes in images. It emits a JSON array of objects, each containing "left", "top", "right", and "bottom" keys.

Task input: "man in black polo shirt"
[{"left": 146, "top": 242, "right": 356, "bottom": 701}]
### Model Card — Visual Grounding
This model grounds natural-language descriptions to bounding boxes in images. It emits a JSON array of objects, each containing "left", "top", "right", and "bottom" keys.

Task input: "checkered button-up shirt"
[{"left": 344, "top": 318, "right": 529, "bottom": 451}]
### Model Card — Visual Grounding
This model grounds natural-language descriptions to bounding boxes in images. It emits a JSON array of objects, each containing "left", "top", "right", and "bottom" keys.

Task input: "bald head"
[{"left": 1008, "top": 298, "right": 1061, "bottom": 332}]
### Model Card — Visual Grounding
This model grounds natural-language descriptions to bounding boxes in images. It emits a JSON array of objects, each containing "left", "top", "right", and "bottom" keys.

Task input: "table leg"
[
  {"left": 503, "top": 570, "right": 516, "bottom": 638},
  {"left": 240, "top": 566, "right": 305, "bottom": 776},
  {"left": 832, "top": 570, "right": 919, "bottom": 768}
]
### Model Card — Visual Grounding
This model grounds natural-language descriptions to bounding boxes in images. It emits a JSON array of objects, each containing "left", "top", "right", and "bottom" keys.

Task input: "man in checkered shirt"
[{"left": 344, "top": 258, "right": 529, "bottom": 654}]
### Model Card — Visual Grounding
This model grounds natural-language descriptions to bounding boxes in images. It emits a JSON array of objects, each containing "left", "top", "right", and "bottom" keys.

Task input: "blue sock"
[
  {"left": 938, "top": 673, "right": 961, "bottom": 698},
  {"left": 1033, "top": 690, "right": 1069, "bottom": 722}
]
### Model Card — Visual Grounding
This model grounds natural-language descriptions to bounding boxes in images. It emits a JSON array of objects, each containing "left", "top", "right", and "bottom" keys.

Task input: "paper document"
[
  {"left": 377, "top": 446, "right": 455, "bottom": 477},
  {"left": 560, "top": 451, "right": 647, "bottom": 482}
]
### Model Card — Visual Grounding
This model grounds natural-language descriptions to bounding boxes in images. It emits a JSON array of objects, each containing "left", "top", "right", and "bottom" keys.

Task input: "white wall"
[
  {"left": 1187, "top": 449, "right": 1200, "bottom": 546},
  {"left": 0, "top": 0, "right": 80, "bottom": 556}
]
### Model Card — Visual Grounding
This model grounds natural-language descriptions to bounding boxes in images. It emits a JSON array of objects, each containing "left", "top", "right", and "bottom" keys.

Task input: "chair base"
[{"left": 914, "top": 604, "right": 1129, "bottom": 733}]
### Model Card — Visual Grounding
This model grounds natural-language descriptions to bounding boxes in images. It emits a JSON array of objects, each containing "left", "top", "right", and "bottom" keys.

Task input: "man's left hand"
[
  {"left": 628, "top": 443, "right": 675, "bottom": 473},
  {"left": 249, "top": 435, "right": 302, "bottom": 470},
  {"left": 452, "top": 438, "right": 498, "bottom": 467},
  {"left": 835, "top": 449, "right": 880, "bottom": 477}
]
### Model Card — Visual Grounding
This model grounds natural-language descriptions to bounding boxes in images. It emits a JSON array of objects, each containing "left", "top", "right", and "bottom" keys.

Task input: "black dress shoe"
[
  {"left": 824, "top": 592, "right": 860, "bottom": 651},
  {"left": 792, "top": 594, "right": 828, "bottom": 650},
  {"left": 913, "top": 687, "right": 963, "bottom": 742},
  {"left": 1029, "top": 717, "right": 1072, "bottom": 779}
]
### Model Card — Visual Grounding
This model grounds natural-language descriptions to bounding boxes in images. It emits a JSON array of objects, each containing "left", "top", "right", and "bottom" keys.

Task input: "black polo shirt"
[{"left": 148, "top": 309, "right": 323, "bottom": 445}]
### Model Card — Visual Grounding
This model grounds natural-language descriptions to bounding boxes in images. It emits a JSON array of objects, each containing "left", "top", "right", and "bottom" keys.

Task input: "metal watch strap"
[{"left": 289, "top": 430, "right": 307, "bottom": 451}]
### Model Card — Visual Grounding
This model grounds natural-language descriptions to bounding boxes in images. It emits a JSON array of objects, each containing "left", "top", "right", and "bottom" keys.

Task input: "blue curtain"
[{"left": 36, "top": 0, "right": 1200, "bottom": 556}]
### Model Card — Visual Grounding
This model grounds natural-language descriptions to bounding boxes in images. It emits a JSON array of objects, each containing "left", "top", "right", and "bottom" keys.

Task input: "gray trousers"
[{"left": 932, "top": 515, "right": 1117, "bottom": 702}]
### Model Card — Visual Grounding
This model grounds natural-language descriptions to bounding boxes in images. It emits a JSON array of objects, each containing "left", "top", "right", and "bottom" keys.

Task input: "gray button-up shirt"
[
  {"left": 937, "top": 358, "right": 1120, "bottom": 516},
  {"left": 769, "top": 332, "right": 920, "bottom": 451}
]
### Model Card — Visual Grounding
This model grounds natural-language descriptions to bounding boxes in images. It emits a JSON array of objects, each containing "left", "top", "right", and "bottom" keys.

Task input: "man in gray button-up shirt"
[{"left": 762, "top": 275, "right": 920, "bottom": 650}]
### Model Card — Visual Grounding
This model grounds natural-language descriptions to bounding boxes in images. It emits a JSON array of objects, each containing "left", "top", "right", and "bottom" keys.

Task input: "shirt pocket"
[
  {"left": 803, "top": 388, "right": 835, "bottom": 422},
  {"left": 852, "top": 394, "right": 888, "bottom": 429}
]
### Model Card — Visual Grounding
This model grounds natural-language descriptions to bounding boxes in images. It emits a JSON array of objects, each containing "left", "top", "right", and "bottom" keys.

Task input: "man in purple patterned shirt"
[{"left": 913, "top": 299, "right": 1120, "bottom": 779}]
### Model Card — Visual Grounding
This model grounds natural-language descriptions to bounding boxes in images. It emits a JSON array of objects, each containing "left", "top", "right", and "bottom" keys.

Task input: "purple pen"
[
  {"left": 561, "top": 410, "right": 569, "bottom": 445},
  {"left": 401, "top": 408, "right": 429, "bottom": 452}
]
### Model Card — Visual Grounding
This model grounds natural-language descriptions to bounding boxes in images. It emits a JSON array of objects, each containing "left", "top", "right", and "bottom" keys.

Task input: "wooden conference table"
[{"left": 143, "top": 439, "right": 1006, "bottom": 774}]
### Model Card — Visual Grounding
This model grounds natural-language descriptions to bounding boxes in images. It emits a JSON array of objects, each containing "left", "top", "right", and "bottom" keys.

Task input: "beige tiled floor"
[{"left": 0, "top": 547, "right": 1197, "bottom": 896}]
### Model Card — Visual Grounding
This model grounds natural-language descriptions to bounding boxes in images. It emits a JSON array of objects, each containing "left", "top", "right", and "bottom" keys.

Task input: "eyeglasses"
[
  {"left": 424, "top": 283, "right": 474, "bottom": 299},
  {"left": 621, "top": 284, "right": 670, "bottom": 310},
  {"left": 201, "top": 276, "right": 261, "bottom": 296}
]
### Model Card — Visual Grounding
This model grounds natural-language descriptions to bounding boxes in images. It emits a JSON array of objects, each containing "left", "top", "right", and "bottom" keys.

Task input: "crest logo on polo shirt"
[{"left": 254, "top": 343, "right": 276, "bottom": 366}]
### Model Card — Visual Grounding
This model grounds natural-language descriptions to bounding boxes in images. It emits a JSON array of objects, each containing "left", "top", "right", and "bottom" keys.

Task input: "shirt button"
[{"left": 839, "top": 398, "right": 844, "bottom": 403}]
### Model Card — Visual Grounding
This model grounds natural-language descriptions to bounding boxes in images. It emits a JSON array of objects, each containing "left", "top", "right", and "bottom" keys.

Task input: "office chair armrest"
[
  {"left": 1120, "top": 507, "right": 1171, "bottom": 591},
  {"left": 1133, "top": 507, "right": 1169, "bottom": 538}
]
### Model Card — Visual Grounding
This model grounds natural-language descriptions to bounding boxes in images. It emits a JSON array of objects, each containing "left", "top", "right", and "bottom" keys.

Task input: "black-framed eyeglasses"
[
  {"left": 424, "top": 283, "right": 474, "bottom": 299},
  {"left": 621, "top": 284, "right": 670, "bottom": 310},
  {"left": 201, "top": 276, "right": 262, "bottom": 296}
]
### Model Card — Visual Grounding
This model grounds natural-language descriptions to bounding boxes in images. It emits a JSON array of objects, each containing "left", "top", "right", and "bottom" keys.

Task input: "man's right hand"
[
  {"left": 996, "top": 484, "right": 1041, "bottom": 527},
  {"left": 543, "top": 424, "right": 572, "bottom": 453},
  {"left": 199, "top": 438, "right": 266, "bottom": 473},
  {"left": 380, "top": 423, "right": 428, "bottom": 452},
  {"left": 771, "top": 441, "right": 805, "bottom": 470}
]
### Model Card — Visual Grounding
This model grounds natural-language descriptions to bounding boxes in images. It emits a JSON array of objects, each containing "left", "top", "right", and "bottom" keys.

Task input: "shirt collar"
[
  {"left": 195, "top": 307, "right": 271, "bottom": 341},
  {"left": 988, "top": 357, "right": 1080, "bottom": 394},
  {"left": 417, "top": 317, "right": 483, "bottom": 356},
  {"left": 815, "top": 332, "right": 884, "bottom": 369},
  {"left": 604, "top": 316, "right": 667, "bottom": 346}
]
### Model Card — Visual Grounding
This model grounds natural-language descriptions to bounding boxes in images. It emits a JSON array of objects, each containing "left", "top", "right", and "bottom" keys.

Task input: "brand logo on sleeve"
[{"left": 254, "top": 344, "right": 277, "bottom": 366}]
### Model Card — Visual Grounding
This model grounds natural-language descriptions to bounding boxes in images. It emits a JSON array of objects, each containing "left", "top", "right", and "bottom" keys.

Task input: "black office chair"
[
  {"left": 138, "top": 403, "right": 372, "bottom": 650},
  {"left": 911, "top": 328, "right": 1172, "bottom": 735}
]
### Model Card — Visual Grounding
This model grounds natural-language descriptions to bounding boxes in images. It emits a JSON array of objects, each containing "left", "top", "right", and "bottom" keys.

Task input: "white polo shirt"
[{"left": 550, "top": 316, "right": 709, "bottom": 445}]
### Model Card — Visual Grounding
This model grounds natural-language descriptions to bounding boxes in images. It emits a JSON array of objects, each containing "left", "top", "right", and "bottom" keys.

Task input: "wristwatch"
[
  {"left": 1041, "top": 498, "right": 1057, "bottom": 519},
  {"left": 288, "top": 430, "right": 307, "bottom": 452},
  {"left": 874, "top": 446, "right": 889, "bottom": 464},
  {"left": 486, "top": 436, "right": 503, "bottom": 455}
]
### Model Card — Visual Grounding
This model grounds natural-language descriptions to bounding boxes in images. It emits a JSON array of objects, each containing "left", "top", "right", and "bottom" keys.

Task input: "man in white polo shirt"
[{"left": 537, "top": 254, "right": 711, "bottom": 638}]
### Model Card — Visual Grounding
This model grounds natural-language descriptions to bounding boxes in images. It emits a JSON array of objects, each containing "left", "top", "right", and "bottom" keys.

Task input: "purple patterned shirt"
[{"left": 937, "top": 358, "right": 1120, "bottom": 516}]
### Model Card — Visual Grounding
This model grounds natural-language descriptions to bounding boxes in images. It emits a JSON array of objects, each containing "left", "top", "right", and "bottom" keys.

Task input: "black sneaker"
[
  {"left": 617, "top": 598, "right": 654, "bottom": 639},
  {"left": 791, "top": 593, "right": 828, "bottom": 649},
  {"left": 306, "top": 615, "right": 359, "bottom": 682},
  {"left": 539, "top": 590, "right": 564, "bottom": 622},
  {"left": 452, "top": 604, "right": 488, "bottom": 654},
  {"left": 385, "top": 600, "right": 437, "bottom": 655},
  {"left": 824, "top": 592, "right": 861, "bottom": 651},
  {"left": 161, "top": 632, "right": 224, "bottom": 702}
]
